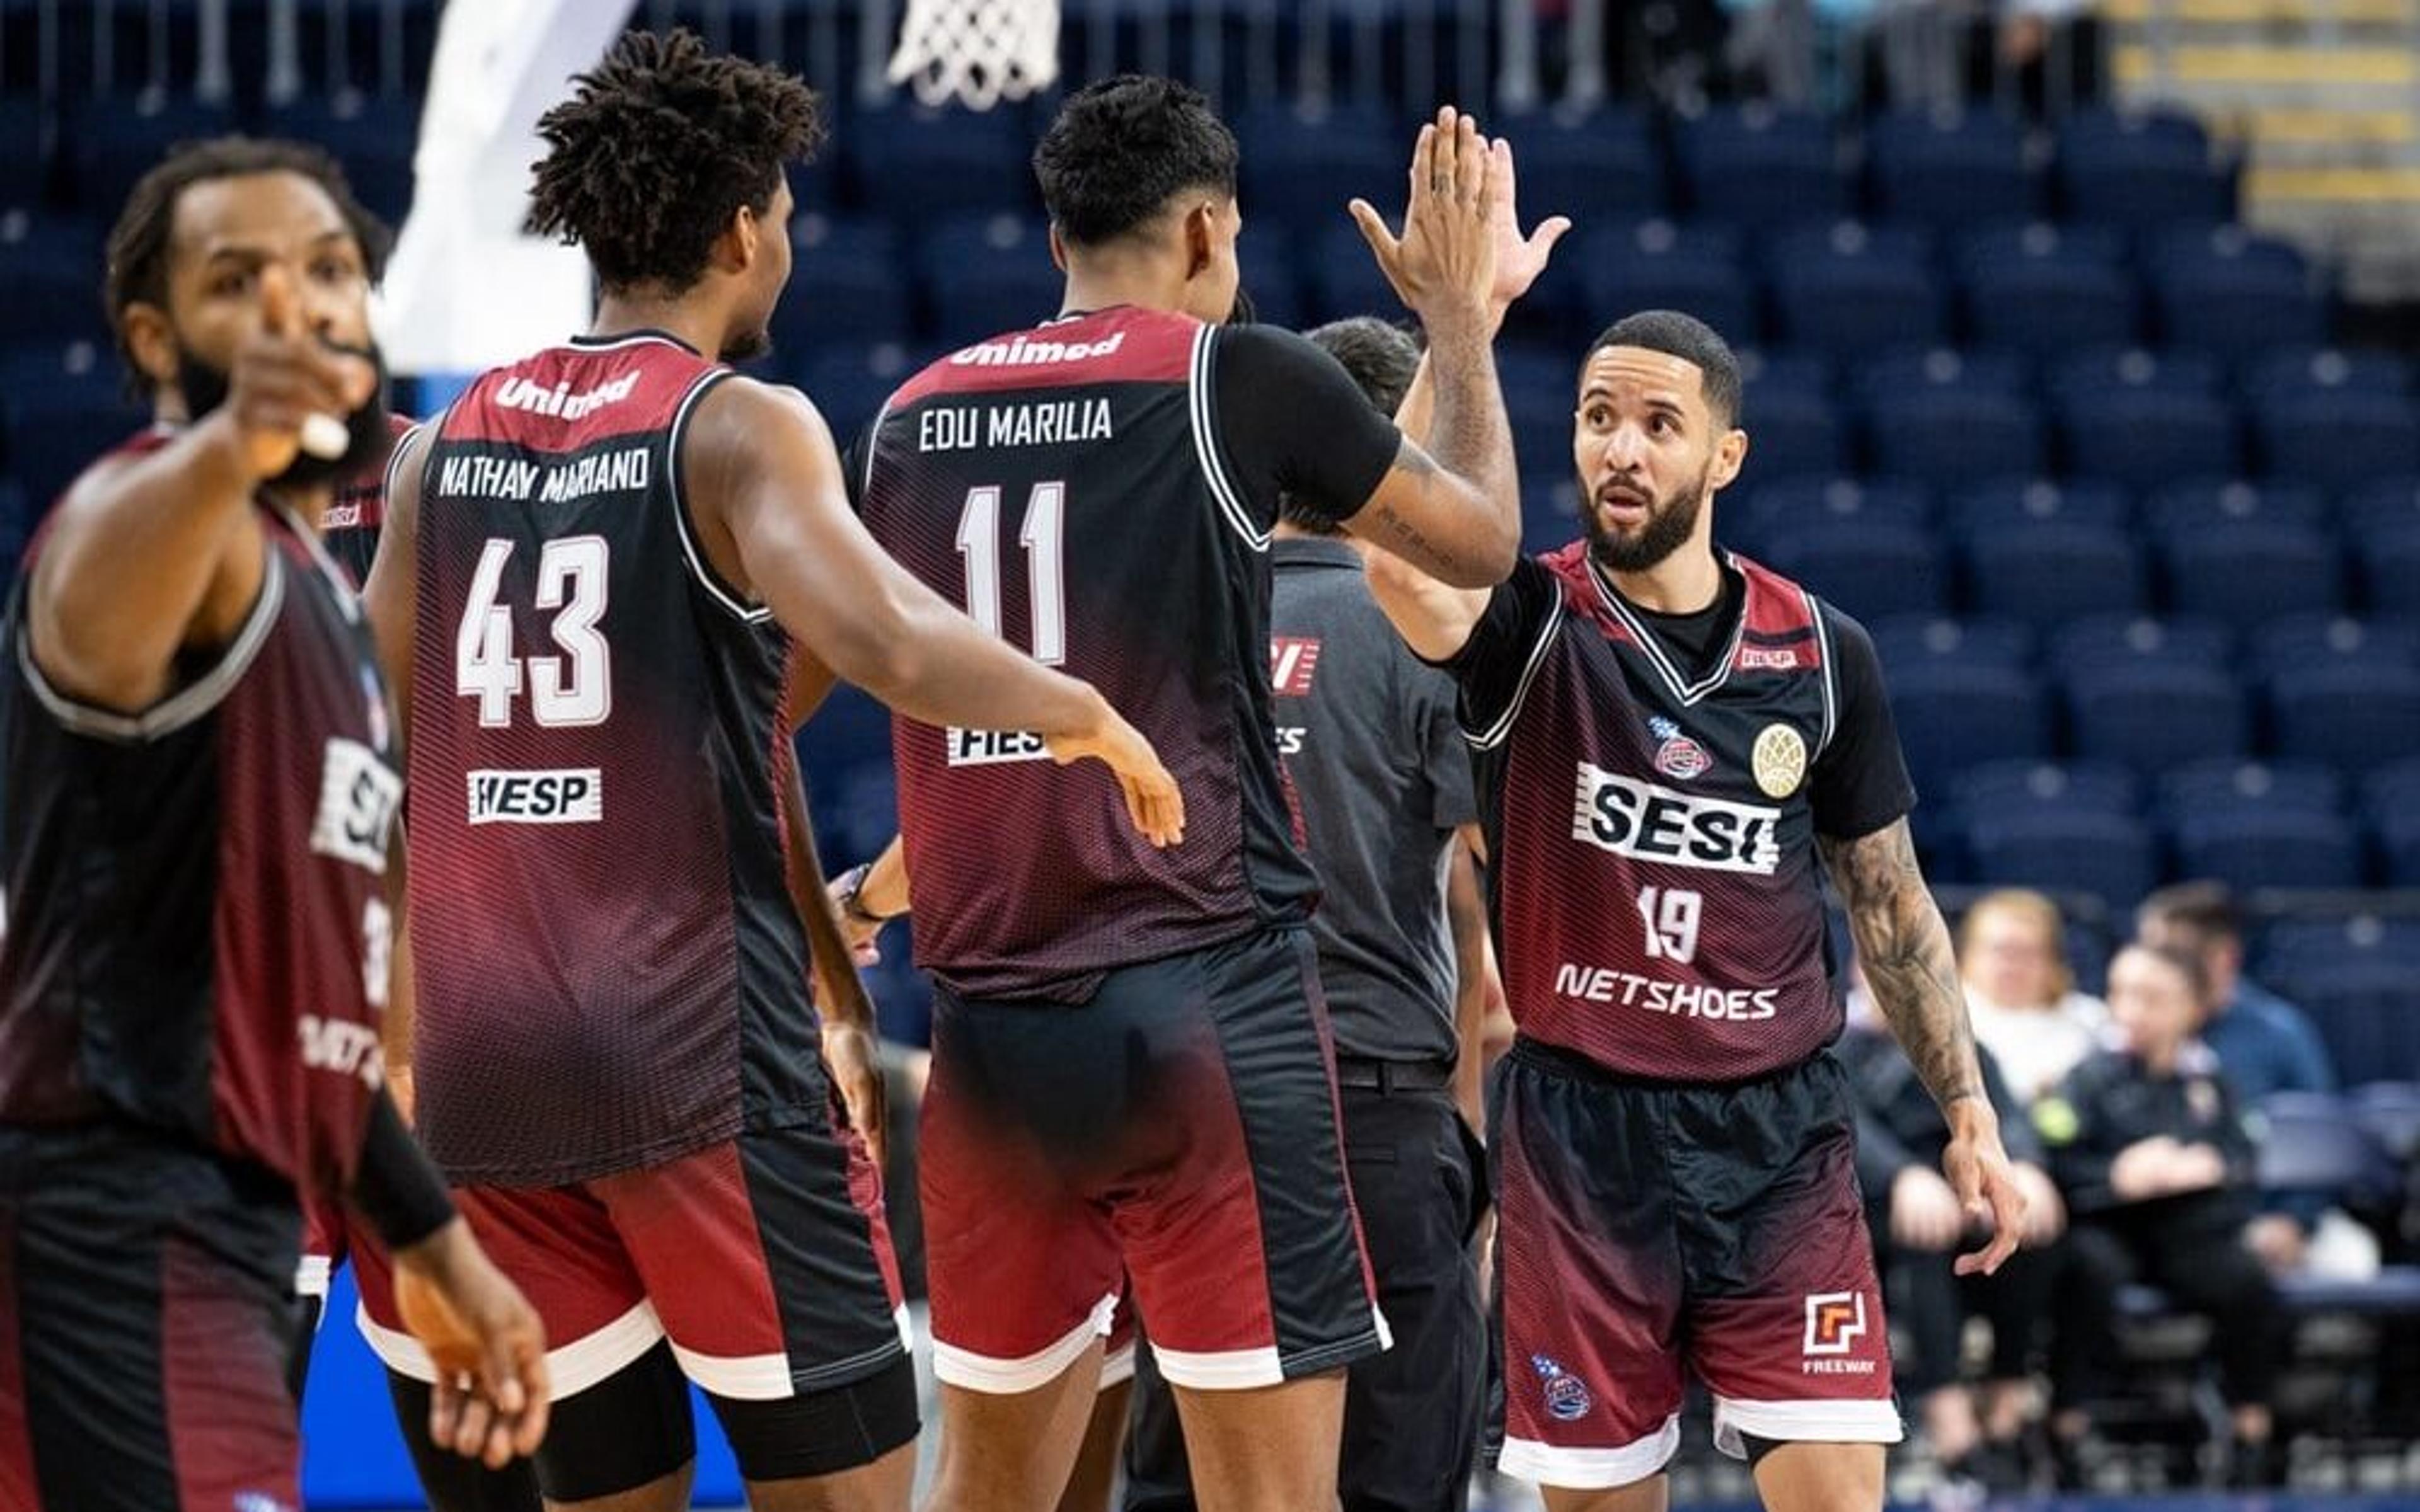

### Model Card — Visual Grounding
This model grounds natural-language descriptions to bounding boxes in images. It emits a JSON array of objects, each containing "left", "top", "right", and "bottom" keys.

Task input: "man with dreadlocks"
[{"left": 352, "top": 30, "right": 1182, "bottom": 1512}]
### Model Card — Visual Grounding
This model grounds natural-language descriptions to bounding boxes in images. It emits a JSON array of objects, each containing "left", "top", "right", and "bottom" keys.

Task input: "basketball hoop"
[{"left": 888, "top": 0, "right": 1061, "bottom": 112}]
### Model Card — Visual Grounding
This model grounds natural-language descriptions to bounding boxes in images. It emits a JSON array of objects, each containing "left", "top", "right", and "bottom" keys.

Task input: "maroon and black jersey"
[
  {"left": 0, "top": 432, "right": 403, "bottom": 1199},
  {"left": 410, "top": 332, "right": 821, "bottom": 1186},
  {"left": 1446, "top": 543, "right": 1913, "bottom": 1082},
  {"left": 320, "top": 411, "right": 418, "bottom": 587},
  {"left": 855, "top": 307, "right": 1402, "bottom": 999}
]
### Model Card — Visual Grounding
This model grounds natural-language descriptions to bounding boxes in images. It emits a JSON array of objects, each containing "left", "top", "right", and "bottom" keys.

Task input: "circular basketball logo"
[{"left": 1753, "top": 724, "right": 1807, "bottom": 798}]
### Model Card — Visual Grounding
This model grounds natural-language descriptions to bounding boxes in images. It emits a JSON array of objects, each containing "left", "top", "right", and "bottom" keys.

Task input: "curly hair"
[
  {"left": 105, "top": 135, "right": 391, "bottom": 398},
  {"left": 1033, "top": 75, "right": 1238, "bottom": 248},
  {"left": 525, "top": 29, "right": 825, "bottom": 294}
]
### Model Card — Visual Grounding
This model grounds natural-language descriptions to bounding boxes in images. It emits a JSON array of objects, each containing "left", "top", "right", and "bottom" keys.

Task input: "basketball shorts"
[
  {"left": 0, "top": 1126, "right": 306, "bottom": 1512},
  {"left": 922, "top": 927, "right": 1386, "bottom": 1393},
  {"left": 1492, "top": 1039, "right": 1901, "bottom": 1490},
  {"left": 357, "top": 1118, "right": 907, "bottom": 1409}
]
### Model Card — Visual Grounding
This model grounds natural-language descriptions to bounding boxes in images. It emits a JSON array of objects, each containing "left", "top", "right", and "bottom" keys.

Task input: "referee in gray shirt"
[{"left": 1124, "top": 317, "right": 1496, "bottom": 1512}]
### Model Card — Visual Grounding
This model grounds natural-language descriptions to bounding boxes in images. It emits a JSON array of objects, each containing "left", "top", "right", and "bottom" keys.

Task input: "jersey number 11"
[{"left": 956, "top": 483, "right": 1068, "bottom": 665}]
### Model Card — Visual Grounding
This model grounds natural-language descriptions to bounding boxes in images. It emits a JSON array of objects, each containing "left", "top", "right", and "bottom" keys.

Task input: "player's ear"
[
  {"left": 1182, "top": 201, "right": 1214, "bottom": 280},
  {"left": 1047, "top": 222, "right": 1068, "bottom": 275},
  {"left": 1710, "top": 425, "right": 1748, "bottom": 493},
  {"left": 121, "top": 302, "right": 180, "bottom": 396}
]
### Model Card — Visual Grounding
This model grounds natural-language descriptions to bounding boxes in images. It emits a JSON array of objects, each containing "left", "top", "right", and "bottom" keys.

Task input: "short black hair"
[
  {"left": 1278, "top": 318, "right": 1419, "bottom": 533},
  {"left": 1587, "top": 309, "right": 1742, "bottom": 428},
  {"left": 526, "top": 28, "right": 824, "bottom": 294},
  {"left": 2138, "top": 881, "right": 2244, "bottom": 946},
  {"left": 105, "top": 135, "right": 391, "bottom": 397},
  {"left": 1034, "top": 75, "right": 1238, "bottom": 248}
]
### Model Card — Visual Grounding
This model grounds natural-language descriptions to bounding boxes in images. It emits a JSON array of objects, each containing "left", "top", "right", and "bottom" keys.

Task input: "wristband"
[{"left": 834, "top": 862, "right": 901, "bottom": 927}]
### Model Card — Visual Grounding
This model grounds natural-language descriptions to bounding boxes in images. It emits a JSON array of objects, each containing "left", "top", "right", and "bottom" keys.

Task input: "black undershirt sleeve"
[
  {"left": 1810, "top": 605, "right": 1918, "bottom": 841},
  {"left": 1438, "top": 556, "right": 1562, "bottom": 742},
  {"left": 351, "top": 1090, "right": 458, "bottom": 1252},
  {"left": 1211, "top": 324, "right": 1403, "bottom": 527}
]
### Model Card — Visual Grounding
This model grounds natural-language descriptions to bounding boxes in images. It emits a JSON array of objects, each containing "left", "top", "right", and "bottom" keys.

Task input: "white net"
[{"left": 888, "top": 0, "right": 1062, "bottom": 111}]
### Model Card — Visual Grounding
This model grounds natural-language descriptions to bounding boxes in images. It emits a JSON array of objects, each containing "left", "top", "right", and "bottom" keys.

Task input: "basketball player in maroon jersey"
[
  {"left": 354, "top": 32, "right": 1177, "bottom": 1512},
  {"left": 1370, "top": 309, "right": 2027, "bottom": 1512},
  {"left": 848, "top": 80, "right": 1535, "bottom": 1512},
  {"left": 0, "top": 136, "right": 548, "bottom": 1509}
]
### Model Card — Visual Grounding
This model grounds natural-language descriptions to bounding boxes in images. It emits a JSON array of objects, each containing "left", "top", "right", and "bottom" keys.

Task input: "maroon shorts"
[
  {"left": 357, "top": 1121, "right": 904, "bottom": 1404},
  {"left": 922, "top": 929, "right": 1385, "bottom": 1394},
  {"left": 0, "top": 1128, "right": 304, "bottom": 1512},
  {"left": 1493, "top": 1040, "right": 1900, "bottom": 1490}
]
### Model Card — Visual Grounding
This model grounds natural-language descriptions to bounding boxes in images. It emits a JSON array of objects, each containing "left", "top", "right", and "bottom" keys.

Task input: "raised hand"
[
  {"left": 1484, "top": 135, "right": 1572, "bottom": 316},
  {"left": 1347, "top": 106, "right": 1499, "bottom": 333},
  {"left": 222, "top": 263, "right": 375, "bottom": 479}
]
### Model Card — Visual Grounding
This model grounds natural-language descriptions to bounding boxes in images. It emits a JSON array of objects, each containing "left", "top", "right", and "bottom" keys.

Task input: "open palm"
[{"left": 1485, "top": 137, "right": 1571, "bottom": 312}]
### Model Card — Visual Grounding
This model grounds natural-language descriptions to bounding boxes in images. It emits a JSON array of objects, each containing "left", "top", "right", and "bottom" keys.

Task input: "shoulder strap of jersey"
[
  {"left": 1190, "top": 324, "right": 1270, "bottom": 554},
  {"left": 666, "top": 367, "right": 768, "bottom": 624}
]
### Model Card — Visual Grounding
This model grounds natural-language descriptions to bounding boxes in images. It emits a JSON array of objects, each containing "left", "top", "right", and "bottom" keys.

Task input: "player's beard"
[
  {"left": 176, "top": 335, "right": 394, "bottom": 491},
  {"left": 720, "top": 324, "right": 773, "bottom": 364},
  {"left": 1581, "top": 461, "right": 1710, "bottom": 575}
]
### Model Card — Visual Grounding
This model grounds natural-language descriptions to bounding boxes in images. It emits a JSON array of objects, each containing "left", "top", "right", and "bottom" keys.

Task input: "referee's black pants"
[{"left": 1124, "top": 1063, "right": 1489, "bottom": 1511}]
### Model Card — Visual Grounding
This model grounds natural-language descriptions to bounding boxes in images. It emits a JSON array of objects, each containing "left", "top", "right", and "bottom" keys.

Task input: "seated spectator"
[
  {"left": 2035, "top": 942, "right": 2286, "bottom": 1490},
  {"left": 1961, "top": 889, "right": 2110, "bottom": 1104},
  {"left": 1841, "top": 978, "right": 2066, "bottom": 1494},
  {"left": 2138, "top": 880, "right": 2337, "bottom": 1274}
]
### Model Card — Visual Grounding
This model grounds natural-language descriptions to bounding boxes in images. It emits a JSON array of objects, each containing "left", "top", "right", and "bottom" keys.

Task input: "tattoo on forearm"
[{"left": 1821, "top": 820, "right": 1983, "bottom": 1111}]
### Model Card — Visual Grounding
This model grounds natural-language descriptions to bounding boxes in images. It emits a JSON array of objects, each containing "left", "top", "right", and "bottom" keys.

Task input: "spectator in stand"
[
  {"left": 1959, "top": 890, "right": 2110, "bottom": 1106},
  {"left": 2034, "top": 942, "right": 2286, "bottom": 1491},
  {"left": 2138, "top": 881, "right": 2337, "bottom": 1276},
  {"left": 1842, "top": 975, "right": 2065, "bottom": 1494}
]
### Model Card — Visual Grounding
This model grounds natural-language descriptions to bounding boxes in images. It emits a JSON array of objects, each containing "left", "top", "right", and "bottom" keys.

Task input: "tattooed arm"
[{"left": 1821, "top": 818, "right": 2027, "bottom": 1275}]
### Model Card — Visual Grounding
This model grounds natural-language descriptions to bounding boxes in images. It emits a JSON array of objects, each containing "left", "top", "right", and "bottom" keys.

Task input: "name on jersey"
[
  {"left": 310, "top": 738, "right": 403, "bottom": 873},
  {"left": 434, "top": 448, "right": 651, "bottom": 505},
  {"left": 297, "top": 1013, "right": 384, "bottom": 1091},
  {"left": 917, "top": 399, "right": 1114, "bottom": 454},
  {"left": 1570, "top": 763, "right": 1780, "bottom": 876},
  {"left": 467, "top": 767, "right": 604, "bottom": 824},
  {"left": 495, "top": 370, "right": 640, "bottom": 420},
  {"left": 945, "top": 727, "right": 1049, "bottom": 766},
  {"left": 948, "top": 329, "right": 1127, "bottom": 368},
  {"left": 1551, "top": 965, "right": 1780, "bottom": 1021}
]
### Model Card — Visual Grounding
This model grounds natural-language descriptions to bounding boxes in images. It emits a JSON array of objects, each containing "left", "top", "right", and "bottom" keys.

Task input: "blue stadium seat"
[
  {"left": 1498, "top": 108, "right": 1659, "bottom": 335},
  {"left": 2257, "top": 392, "right": 2420, "bottom": 495},
  {"left": 1522, "top": 474, "right": 1582, "bottom": 553},
  {"left": 1865, "top": 109, "right": 2040, "bottom": 231},
  {"left": 1853, "top": 347, "right": 2029, "bottom": 404},
  {"left": 1864, "top": 389, "right": 2043, "bottom": 489},
  {"left": 2048, "top": 612, "right": 2233, "bottom": 681},
  {"left": 1966, "top": 807, "right": 2159, "bottom": 908},
  {"left": 2145, "top": 479, "right": 2327, "bottom": 535},
  {"left": 2159, "top": 521, "right": 2342, "bottom": 632},
  {"left": 1953, "top": 759, "right": 2142, "bottom": 819},
  {"left": 259, "top": 96, "right": 421, "bottom": 224},
  {"left": 1234, "top": 102, "right": 1397, "bottom": 239},
  {"left": 2350, "top": 1082, "right": 2420, "bottom": 1166},
  {"left": 1946, "top": 478, "right": 2131, "bottom": 541},
  {"left": 1676, "top": 105, "right": 1848, "bottom": 230},
  {"left": 788, "top": 342, "right": 921, "bottom": 445},
  {"left": 1964, "top": 522, "right": 2146, "bottom": 629},
  {"left": 2150, "top": 230, "right": 2327, "bottom": 363},
  {"left": 1729, "top": 388, "right": 1845, "bottom": 489},
  {"left": 2173, "top": 806, "right": 2365, "bottom": 893},
  {"left": 778, "top": 215, "right": 911, "bottom": 347},
  {"left": 1887, "top": 662, "right": 2050, "bottom": 793},
  {"left": 2241, "top": 345, "right": 2410, "bottom": 404},
  {"left": 1961, "top": 256, "right": 2137, "bottom": 361},
  {"left": 918, "top": 214, "right": 1062, "bottom": 345},
  {"left": 1955, "top": 221, "right": 2128, "bottom": 277},
  {"left": 2055, "top": 107, "right": 2235, "bottom": 234},
  {"left": 71, "top": 96, "right": 241, "bottom": 215},
  {"left": 2257, "top": 1092, "right": 2402, "bottom": 1205},
  {"left": 2365, "top": 761, "right": 2420, "bottom": 885},
  {"left": 2249, "top": 615, "right": 2420, "bottom": 684},
  {"left": 2158, "top": 759, "right": 2344, "bottom": 822},
  {"left": 2067, "top": 661, "right": 2250, "bottom": 774},
  {"left": 1739, "top": 349, "right": 1833, "bottom": 403},
  {"left": 1762, "top": 520, "right": 1945, "bottom": 622},
  {"left": 1578, "top": 219, "right": 1758, "bottom": 346},
  {"left": 0, "top": 98, "right": 52, "bottom": 207},
  {"left": 1869, "top": 615, "right": 2034, "bottom": 675},
  {"left": 797, "top": 684, "right": 893, "bottom": 791},
  {"left": 2044, "top": 345, "right": 2224, "bottom": 405},
  {"left": 2264, "top": 963, "right": 2420, "bottom": 1084},
  {"left": 2271, "top": 664, "right": 2420, "bottom": 773},
  {"left": 0, "top": 214, "right": 105, "bottom": 343},
  {"left": 2341, "top": 476, "right": 2420, "bottom": 544},
  {"left": 1734, "top": 476, "right": 1929, "bottom": 556},
  {"left": 849, "top": 99, "right": 1034, "bottom": 220},
  {"left": 2058, "top": 388, "right": 2238, "bottom": 493},
  {"left": 2261, "top": 914, "right": 2420, "bottom": 982},
  {"left": 0, "top": 340, "right": 150, "bottom": 510},
  {"left": 1768, "top": 222, "right": 1946, "bottom": 360}
]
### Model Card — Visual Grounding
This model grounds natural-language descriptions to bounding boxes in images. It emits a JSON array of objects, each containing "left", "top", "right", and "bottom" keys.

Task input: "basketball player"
[
  {"left": 1368, "top": 310, "right": 2027, "bottom": 1512},
  {"left": 0, "top": 136, "right": 548, "bottom": 1510},
  {"left": 355, "top": 32, "right": 1177, "bottom": 1512},
  {"left": 850, "top": 78, "right": 1529, "bottom": 1511}
]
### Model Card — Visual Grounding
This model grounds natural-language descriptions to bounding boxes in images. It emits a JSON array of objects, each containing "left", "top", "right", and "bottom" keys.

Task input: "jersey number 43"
[{"left": 456, "top": 536, "right": 613, "bottom": 728}]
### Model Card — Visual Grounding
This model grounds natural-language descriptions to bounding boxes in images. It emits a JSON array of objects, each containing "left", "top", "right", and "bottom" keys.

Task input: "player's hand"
[
  {"left": 214, "top": 263, "right": 376, "bottom": 481},
  {"left": 1890, "top": 1165, "right": 1965, "bottom": 1252},
  {"left": 1045, "top": 696, "right": 1185, "bottom": 849},
  {"left": 821, "top": 1019, "right": 889, "bottom": 1173},
  {"left": 1349, "top": 106, "right": 1498, "bottom": 333},
  {"left": 1942, "top": 1100, "right": 2027, "bottom": 1276},
  {"left": 1483, "top": 136, "right": 1570, "bottom": 319},
  {"left": 391, "top": 1218, "right": 550, "bottom": 1469},
  {"left": 827, "top": 869, "right": 887, "bottom": 968}
]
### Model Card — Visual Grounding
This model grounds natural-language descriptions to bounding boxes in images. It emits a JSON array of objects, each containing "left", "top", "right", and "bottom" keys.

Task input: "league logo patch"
[
  {"left": 1647, "top": 716, "right": 1712, "bottom": 781},
  {"left": 1530, "top": 1353, "right": 1594, "bottom": 1421},
  {"left": 1753, "top": 723, "right": 1807, "bottom": 798},
  {"left": 1270, "top": 636, "right": 1322, "bottom": 696},
  {"left": 1803, "top": 1292, "right": 1867, "bottom": 1356}
]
